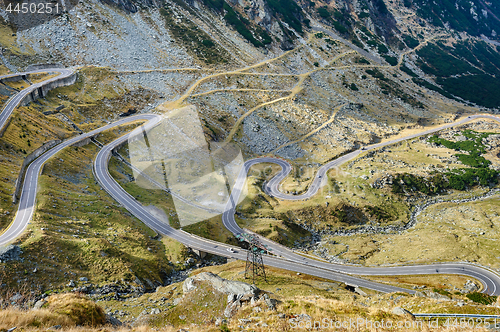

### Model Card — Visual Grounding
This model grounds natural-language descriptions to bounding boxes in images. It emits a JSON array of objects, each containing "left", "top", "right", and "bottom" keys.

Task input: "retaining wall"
[
  {"left": 20, "top": 72, "right": 77, "bottom": 106},
  {"left": 13, "top": 139, "right": 62, "bottom": 203},
  {"left": 25, "top": 63, "right": 63, "bottom": 71},
  {"left": 0, "top": 74, "right": 26, "bottom": 83}
]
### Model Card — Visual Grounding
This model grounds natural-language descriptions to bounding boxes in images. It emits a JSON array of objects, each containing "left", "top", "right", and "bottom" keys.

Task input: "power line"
[{"left": 236, "top": 233, "right": 270, "bottom": 284}]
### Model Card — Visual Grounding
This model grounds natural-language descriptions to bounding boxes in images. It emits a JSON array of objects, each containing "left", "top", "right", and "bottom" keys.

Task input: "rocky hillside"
[
  {"left": 2, "top": 0, "right": 499, "bottom": 107},
  {"left": 1, "top": 261, "right": 499, "bottom": 331},
  {"left": 0, "top": 0, "right": 500, "bottom": 330}
]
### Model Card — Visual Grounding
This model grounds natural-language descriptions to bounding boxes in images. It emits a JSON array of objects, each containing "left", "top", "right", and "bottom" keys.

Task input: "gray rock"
[
  {"left": 179, "top": 315, "right": 186, "bottom": 320},
  {"left": 183, "top": 277, "right": 196, "bottom": 293},
  {"left": 215, "top": 317, "right": 227, "bottom": 326},
  {"left": 425, "top": 290, "right": 450, "bottom": 300},
  {"left": 297, "top": 313, "right": 311, "bottom": 320},
  {"left": 392, "top": 307, "right": 414, "bottom": 318},
  {"left": 183, "top": 272, "right": 259, "bottom": 298},
  {"left": 9, "top": 293, "right": 22, "bottom": 302},
  {"left": 33, "top": 299, "right": 47, "bottom": 309},
  {"left": 224, "top": 301, "right": 240, "bottom": 318},
  {"left": 0, "top": 245, "right": 22, "bottom": 262},
  {"left": 151, "top": 308, "right": 161, "bottom": 315},
  {"left": 79, "top": 277, "right": 88, "bottom": 282},
  {"left": 464, "top": 280, "right": 479, "bottom": 293},
  {"left": 105, "top": 314, "right": 123, "bottom": 326},
  {"left": 67, "top": 280, "right": 75, "bottom": 287},
  {"left": 47, "top": 325, "right": 62, "bottom": 330}
]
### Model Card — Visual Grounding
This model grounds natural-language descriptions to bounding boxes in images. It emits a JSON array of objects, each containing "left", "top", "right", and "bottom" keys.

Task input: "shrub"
[
  {"left": 355, "top": 57, "right": 370, "bottom": 64},
  {"left": 377, "top": 43, "right": 389, "bottom": 54},
  {"left": 466, "top": 292, "right": 497, "bottom": 305},
  {"left": 383, "top": 55, "right": 397, "bottom": 66},
  {"left": 317, "top": 7, "right": 330, "bottom": 19},
  {"left": 45, "top": 293, "right": 106, "bottom": 326},
  {"left": 0, "top": 293, "right": 106, "bottom": 330}
]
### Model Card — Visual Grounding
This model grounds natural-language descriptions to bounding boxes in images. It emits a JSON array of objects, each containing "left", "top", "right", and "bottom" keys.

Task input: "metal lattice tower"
[{"left": 236, "top": 233, "right": 270, "bottom": 284}]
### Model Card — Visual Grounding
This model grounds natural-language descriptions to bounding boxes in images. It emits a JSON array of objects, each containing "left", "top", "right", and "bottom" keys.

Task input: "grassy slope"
[
  {"left": 0, "top": 66, "right": 158, "bottom": 232},
  {"left": 0, "top": 67, "right": 171, "bottom": 293},
  {"left": 0, "top": 64, "right": 9, "bottom": 75},
  {"left": 0, "top": 102, "right": 75, "bottom": 230},
  {"left": 318, "top": 123, "right": 500, "bottom": 267},
  {"left": 96, "top": 261, "right": 499, "bottom": 331},
  {"left": 0, "top": 128, "right": 173, "bottom": 294}
]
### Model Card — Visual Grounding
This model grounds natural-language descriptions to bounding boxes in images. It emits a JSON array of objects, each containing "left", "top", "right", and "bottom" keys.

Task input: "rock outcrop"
[
  {"left": 0, "top": 245, "right": 22, "bottom": 262},
  {"left": 183, "top": 272, "right": 263, "bottom": 318},
  {"left": 183, "top": 272, "right": 259, "bottom": 298}
]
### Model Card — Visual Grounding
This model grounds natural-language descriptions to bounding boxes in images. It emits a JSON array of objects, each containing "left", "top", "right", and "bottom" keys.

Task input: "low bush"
[{"left": 466, "top": 292, "right": 497, "bottom": 305}]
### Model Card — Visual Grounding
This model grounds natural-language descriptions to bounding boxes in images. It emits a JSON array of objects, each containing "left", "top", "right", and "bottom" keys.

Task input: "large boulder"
[
  {"left": 392, "top": 307, "right": 415, "bottom": 319},
  {"left": 464, "top": 280, "right": 479, "bottom": 293},
  {"left": 183, "top": 272, "right": 259, "bottom": 298}
]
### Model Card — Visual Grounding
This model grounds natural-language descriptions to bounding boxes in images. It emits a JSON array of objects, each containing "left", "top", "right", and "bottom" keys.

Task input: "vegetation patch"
[
  {"left": 0, "top": 293, "right": 106, "bottom": 330},
  {"left": 365, "top": 68, "right": 424, "bottom": 108},
  {"left": 392, "top": 130, "right": 500, "bottom": 194},
  {"left": 466, "top": 292, "right": 497, "bottom": 305},
  {"left": 265, "top": 0, "right": 304, "bottom": 34},
  {"left": 159, "top": 6, "right": 232, "bottom": 64},
  {"left": 407, "top": 0, "right": 500, "bottom": 40},
  {"left": 416, "top": 41, "right": 500, "bottom": 107},
  {"left": 199, "top": 0, "right": 272, "bottom": 47}
]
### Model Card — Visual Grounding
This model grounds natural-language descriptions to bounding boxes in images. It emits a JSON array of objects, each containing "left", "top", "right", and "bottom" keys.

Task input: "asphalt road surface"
[
  {"left": 0, "top": 114, "right": 160, "bottom": 247},
  {"left": 0, "top": 68, "right": 74, "bottom": 132},
  {"left": 222, "top": 114, "right": 500, "bottom": 295},
  {"left": 2, "top": 69, "right": 500, "bottom": 295}
]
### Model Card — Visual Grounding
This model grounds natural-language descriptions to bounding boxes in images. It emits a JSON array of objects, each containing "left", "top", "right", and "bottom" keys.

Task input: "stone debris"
[
  {"left": 0, "top": 245, "right": 22, "bottom": 263},
  {"left": 463, "top": 280, "right": 479, "bottom": 293}
]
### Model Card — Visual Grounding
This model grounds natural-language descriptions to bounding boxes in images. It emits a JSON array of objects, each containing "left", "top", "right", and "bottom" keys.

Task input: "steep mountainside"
[{"left": 1, "top": 0, "right": 500, "bottom": 318}]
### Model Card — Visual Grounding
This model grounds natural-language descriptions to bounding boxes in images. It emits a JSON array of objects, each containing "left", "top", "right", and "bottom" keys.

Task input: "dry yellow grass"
[
  {"left": 28, "top": 72, "right": 60, "bottom": 84},
  {"left": 0, "top": 293, "right": 104, "bottom": 330},
  {"left": 0, "top": 308, "right": 73, "bottom": 329}
]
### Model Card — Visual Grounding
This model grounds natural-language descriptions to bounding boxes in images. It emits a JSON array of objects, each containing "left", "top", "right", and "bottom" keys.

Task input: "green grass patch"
[
  {"left": 159, "top": 6, "right": 232, "bottom": 64},
  {"left": 466, "top": 292, "right": 497, "bottom": 305}
]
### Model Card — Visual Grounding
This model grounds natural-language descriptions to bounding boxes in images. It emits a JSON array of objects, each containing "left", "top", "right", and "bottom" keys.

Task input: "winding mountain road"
[
  {"left": 2, "top": 68, "right": 500, "bottom": 295},
  {"left": 0, "top": 68, "right": 74, "bottom": 132},
  {"left": 221, "top": 115, "right": 500, "bottom": 295}
]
